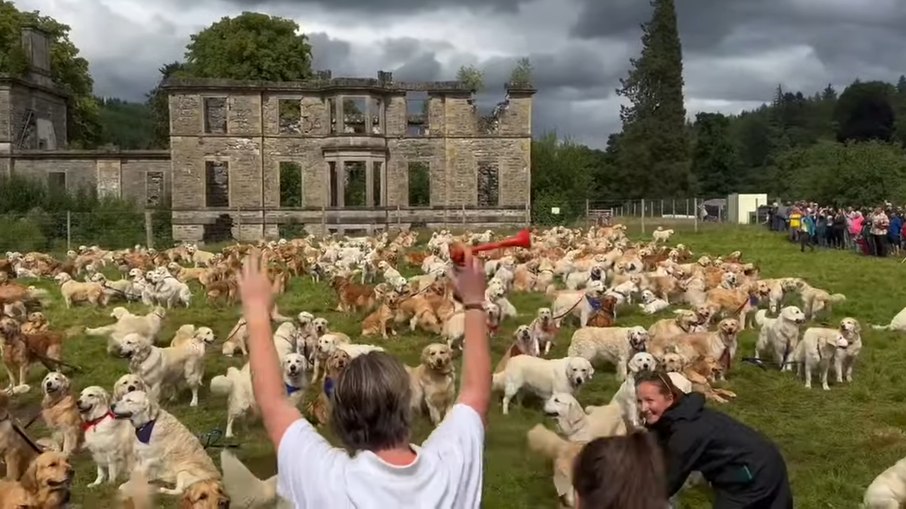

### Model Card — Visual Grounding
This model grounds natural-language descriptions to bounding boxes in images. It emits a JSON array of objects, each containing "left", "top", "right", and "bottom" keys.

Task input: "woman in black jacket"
[{"left": 636, "top": 372, "right": 793, "bottom": 509}]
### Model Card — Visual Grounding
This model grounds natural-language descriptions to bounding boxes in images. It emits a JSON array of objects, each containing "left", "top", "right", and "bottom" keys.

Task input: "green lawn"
[{"left": 14, "top": 225, "right": 906, "bottom": 508}]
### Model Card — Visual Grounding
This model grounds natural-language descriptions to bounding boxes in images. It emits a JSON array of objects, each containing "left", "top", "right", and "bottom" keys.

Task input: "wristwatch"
[{"left": 463, "top": 303, "right": 484, "bottom": 311}]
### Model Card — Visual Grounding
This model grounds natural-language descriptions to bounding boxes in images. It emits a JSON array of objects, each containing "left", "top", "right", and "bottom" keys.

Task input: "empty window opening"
[
  {"left": 205, "top": 161, "right": 230, "bottom": 207},
  {"left": 477, "top": 162, "right": 499, "bottom": 207},
  {"left": 344, "top": 161, "right": 367, "bottom": 206},
  {"left": 408, "top": 162, "right": 430, "bottom": 207},
  {"left": 329, "top": 161, "right": 338, "bottom": 207},
  {"left": 405, "top": 91, "right": 429, "bottom": 136},
  {"left": 203, "top": 97, "right": 227, "bottom": 134},
  {"left": 370, "top": 98, "right": 383, "bottom": 134},
  {"left": 342, "top": 97, "right": 367, "bottom": 134},
  {"left": 146, "top": 171, "right": 164, "bottom": 207},
  {"left": 328, "top": 98, "right": 337, "bottom": 134},
  {"left": 279, "top": 162, "right": 303, "bottom": 207},
  {"left": 278, "top": 99, "right": 303, "bottom": 134},
  {"left": 373, "top": 161, "right": 383, "bottom": 206},
  {"left": 47, "top": 171, "right": 66, "bottom": 192}
]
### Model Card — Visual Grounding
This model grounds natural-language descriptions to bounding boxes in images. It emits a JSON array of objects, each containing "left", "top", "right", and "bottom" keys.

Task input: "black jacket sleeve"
[{"left": 663, "top": 423, "right": 708, "bottom": 496}]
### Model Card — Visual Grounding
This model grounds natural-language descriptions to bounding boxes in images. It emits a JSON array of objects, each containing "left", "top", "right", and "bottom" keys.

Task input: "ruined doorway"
[{"left": 203, "top": 213, "right": 234, "bottom": 244}]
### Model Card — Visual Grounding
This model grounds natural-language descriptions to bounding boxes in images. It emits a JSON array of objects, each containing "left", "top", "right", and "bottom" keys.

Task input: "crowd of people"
[{"left": 767, "top": 202, "right": 904, "bottom": 257}]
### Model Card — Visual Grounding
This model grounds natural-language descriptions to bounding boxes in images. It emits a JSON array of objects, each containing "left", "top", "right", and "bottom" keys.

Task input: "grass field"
[{"left": 12, "top": 225, "right": 906, "bottom": 508}]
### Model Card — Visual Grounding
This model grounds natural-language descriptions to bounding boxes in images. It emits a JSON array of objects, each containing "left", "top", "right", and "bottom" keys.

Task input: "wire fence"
[{"left": 0, "top": 196, "right": 775, "bottom": 251}]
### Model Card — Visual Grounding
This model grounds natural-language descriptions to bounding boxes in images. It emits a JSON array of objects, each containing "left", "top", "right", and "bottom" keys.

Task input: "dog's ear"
[
  {"left": 566, "top": 398, "right": 585, "bottom": 429},
  {"left": 18, "top": 454, "right": 40, "bottom": 491}
]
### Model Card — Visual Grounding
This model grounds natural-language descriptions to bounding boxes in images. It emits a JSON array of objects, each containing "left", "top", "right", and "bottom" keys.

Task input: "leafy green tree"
[
  {"left": 531, "top": 133, "right": 602, "bottom": 224},
  {"left": 456, "top": 65, "right": 484, "bottom": 92},
  {"left": 97, "top": 98, "right": 154, "bottom": 149},
  {"left": 0, "top": 1, "right": 101, "bottom": 147},
  {"left": 146, "top": 62, "right": 187, "bottom": 149},
  {"left": 184, "top": 12, "right": 313, "bottom": 81},
  {"left": 691, "top": 112, "right": 741, "bottom": 197},
  {"left": 508, "top": 58, "right": 533, "bottom": 88},
  {"left": 615, "top": 0, "right": 691, "bottom": 198},
  {"left": 834, "top": 80, "right": 896, "bottom": 143}
]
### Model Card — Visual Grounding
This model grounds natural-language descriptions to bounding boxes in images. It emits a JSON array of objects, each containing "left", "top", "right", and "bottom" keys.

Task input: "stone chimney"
[{"left": 20, "top": 26, "right": 54, "bottom": 88}]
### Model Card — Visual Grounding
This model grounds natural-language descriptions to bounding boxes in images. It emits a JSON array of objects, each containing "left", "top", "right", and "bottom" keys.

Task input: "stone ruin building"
[{"left": 1, "top": 27, "right": 535, "bottom": 242}]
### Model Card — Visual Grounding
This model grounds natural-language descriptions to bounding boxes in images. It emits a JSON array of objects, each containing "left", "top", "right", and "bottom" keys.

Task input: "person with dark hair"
[
  {"left": 635, "top": 372, "right": 793, "bottom": 509},
  {"left": 571, "top": 433, "right": 668, "bottom": 509},
  {"left": 238, "top": 250, "right": 491, "bottom": 508}
]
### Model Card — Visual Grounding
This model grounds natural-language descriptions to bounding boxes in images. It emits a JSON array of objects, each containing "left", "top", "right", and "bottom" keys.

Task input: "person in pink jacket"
[{"left": 849, "top": 211, "right": 864, "bottom": 252}]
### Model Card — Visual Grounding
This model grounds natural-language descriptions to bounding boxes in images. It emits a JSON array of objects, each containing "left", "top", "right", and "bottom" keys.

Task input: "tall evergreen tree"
[
  {"left": 615, "top": 0, "right": 690, "bottom": 198},
  {"left": 691, "top": 112, "right": 740, "bottom": 197},
  {"left": 897, "top": 75, "right": 906, "bottom": 94}
]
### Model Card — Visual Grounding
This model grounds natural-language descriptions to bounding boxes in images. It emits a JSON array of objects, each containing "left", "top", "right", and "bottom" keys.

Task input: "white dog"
[
  {"left": 793, "top": 317, "right": 862, "bottom": 390},
  {"left": 86, "top": 306, "right": 166, "bottom": 353},
  {"left": 567, "top": 326, "right": 649, "bottom": 381},
  {"left": 112, "top": 373, "right": 149, "bottom": 403},
  {"left": 543, "top": 393, "right": 626, "bottom": 442},
  {"left": 210, "top": 353, "right": 309, "bottom": 438},
  {"left": 754, "top": 306, "right": 805, "bottom": 371},
  {"left": 111, "top": 390, "right": 221, "bottom": 495},
  {"left": 116, "top": 332, "right": 208, "bottom": 406},
  {"left": 652, "top": 227, "right": 674, "bottom": 243},
  {"left": 872, "top": 306, "right": 906, "bottom": 332},
  {"left": 492, "top": 356, "right": 594, "bottom": 415},
  {"left": 863, "top": 456, "right": 906, "bottom": 508},
  {"left": 77, "top": 386, "right": 134, "bottom": 487},
  {"left": 638, "top": 289, "right": 670, "bottom": 315},
  {"left": 609, "top": 352, "right": 658, "bottom": 429}
]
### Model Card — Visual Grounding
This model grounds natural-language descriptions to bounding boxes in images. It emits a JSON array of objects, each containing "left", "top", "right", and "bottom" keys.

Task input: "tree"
[
  {"left": 898, "top": 75, "right": 906, "bottom": 95},
  {"left": 146, "top": 62, "right": 187, "bottom": 149},
  {"left": 508, "top": 58, "right": 533, "bottom": 88},
  {"left": 531, "top": 133, "right": 601, "bottom": 224},
  {"left": 0, "top": 1, "right": 101, "bottom": 147},
  {"left": 834, "top": 80, "right": 896, "bottom": 143},
  {"left": 691, "top": 113, "right": 741, "bottom": 197},
  {"left": 184, "top": 12, "right": 313, "bottom": 81},
  {"left": 97, "top": 98, "right": 154, "bottom": 149},
  {"left": 615, "top": 0, "right": 691, "bottom": 198},
  {"left": 456, "top": 65, "right": 484, "bottom": 92}
]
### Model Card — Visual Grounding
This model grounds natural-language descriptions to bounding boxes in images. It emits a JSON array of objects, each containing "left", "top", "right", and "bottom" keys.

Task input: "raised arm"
[
  {"left": 452, "top": 257, "right": 491, "bottom": 424},
  {"left": 239, "top": 249, "right": 302, "bottom": 447}
]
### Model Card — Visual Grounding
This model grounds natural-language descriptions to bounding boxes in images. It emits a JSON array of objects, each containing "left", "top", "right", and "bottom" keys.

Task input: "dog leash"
[{"left": 198, "top": 429, "right": 240, "bottom": 449}]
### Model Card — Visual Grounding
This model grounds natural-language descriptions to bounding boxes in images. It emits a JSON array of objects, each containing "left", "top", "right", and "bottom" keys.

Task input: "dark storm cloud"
[{"left": 218, "top": 0, "right": 530, "bottom": 14}]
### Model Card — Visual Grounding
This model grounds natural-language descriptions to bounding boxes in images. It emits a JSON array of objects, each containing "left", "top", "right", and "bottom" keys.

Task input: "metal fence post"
[
  {"left": 144, "top": 210, "right": 153, "bottom": 249},
  {"left": 641, "top": 199, "right": 646, "bottom": 236},
  {"left": 694, "top": 198, "right": 699, "bottom": 233},
  {"left": 66, "top": 211, "right": 71, "bottom": 251}
]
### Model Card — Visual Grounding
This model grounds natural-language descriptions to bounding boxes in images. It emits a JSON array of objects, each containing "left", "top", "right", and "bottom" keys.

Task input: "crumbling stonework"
[{"left": 164, "top": 72, "right": 535, "bottom": 240}]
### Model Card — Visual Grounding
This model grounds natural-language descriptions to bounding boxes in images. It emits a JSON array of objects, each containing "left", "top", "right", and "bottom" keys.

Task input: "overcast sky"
[{"left": 17, "top": 0, "right": 906, "bottom": 148}]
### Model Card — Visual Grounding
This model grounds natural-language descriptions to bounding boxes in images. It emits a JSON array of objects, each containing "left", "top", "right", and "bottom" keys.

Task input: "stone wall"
[
  {"left": 7, "top": 151, "right": 171, "bottom": 206},
  {"left": 2, "top": 81, "right": 68, "bottom": 150}
]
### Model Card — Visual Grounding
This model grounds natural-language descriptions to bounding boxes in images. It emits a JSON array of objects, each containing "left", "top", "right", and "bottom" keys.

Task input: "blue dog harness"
[
  {"left": 135, "top": 419, "right": 156, "bottom": 444},
  {"left": 323, "top": 377, "right": 335, "bottom": 398},
  {"left": 285, "top": 383, "right": 302, "bottom": 395}
]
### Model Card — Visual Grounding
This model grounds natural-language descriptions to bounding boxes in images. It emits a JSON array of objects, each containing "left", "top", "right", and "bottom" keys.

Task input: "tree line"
[{"left": 3, "top": 0, "right": 906, "bottom": 227}]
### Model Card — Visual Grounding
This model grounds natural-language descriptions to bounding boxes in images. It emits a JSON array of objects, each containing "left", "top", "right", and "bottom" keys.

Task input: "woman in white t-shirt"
[{"left": 237, "top": 250, "right": 491, "bottom": 508}]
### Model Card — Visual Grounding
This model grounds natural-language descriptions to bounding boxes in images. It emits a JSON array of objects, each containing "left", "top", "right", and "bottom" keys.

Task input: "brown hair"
[
  {"left": 572, "top": 433, "right": 667, "bottom": 509},
  {"left": 634, "top": 370, "right": 686, "bottom": 404},
  {"left": 330, "top": 351, "right": 412, "bottom": 452}
]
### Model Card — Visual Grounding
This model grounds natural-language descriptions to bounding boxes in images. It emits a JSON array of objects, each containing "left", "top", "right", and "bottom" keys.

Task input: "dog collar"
[
  {"left": 323, "top": 377, "right": 334, "bottom": 398},
  {"left": 585, "top": 295, "right": 603, "bottom": 311},
  {"left": 748, "top": 295, "right": 759, "bottom": 306},
  {"left": 135, "top": 419, "right": 156, "bottom": 444},
  {"left": 285, "top": 383, "right": 302, "bottom": 395},
  {"left": 82, "top": 411, "right": 115, "bottom": 433}
]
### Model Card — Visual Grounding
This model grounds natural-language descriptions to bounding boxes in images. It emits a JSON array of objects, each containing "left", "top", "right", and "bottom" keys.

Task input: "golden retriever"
[{"left": 407, "top": 343, "right": 456, "bottom": 425}]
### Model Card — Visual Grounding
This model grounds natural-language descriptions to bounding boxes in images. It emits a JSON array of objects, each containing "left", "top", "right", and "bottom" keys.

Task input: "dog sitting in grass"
[{"left": 308, "top": 349, "right": 351, "bottom": 427}]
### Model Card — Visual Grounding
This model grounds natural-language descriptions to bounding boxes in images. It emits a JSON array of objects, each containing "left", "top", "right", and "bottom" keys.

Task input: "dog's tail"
[
  {"left": 209, "top": 368, "right": 240, "bottom": 396},
  {"left": 754, "top": 309, "right": 768, "bottom": 328},
  {"left": 827, "top": 293, "right": 846, "bottom": 304},
  {"left": 492, "top": 371, "right": 506, "bottom": 392},
  {"left": 220, "top": 450, "right": 278, "bottom": 508},
  {"left": 527, "top": 424, "right": 569, "bottom": 461},
  {"left": 871, "top": 323, "right": 891, "bottom": 331}
]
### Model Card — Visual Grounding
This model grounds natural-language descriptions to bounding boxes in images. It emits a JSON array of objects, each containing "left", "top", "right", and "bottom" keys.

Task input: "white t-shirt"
[{"left": 277, "top": 404, "right": 484, "bottom": 508}]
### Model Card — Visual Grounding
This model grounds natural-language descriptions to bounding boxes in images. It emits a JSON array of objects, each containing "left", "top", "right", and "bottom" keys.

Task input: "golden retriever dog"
[
  {"left": 111, "top": 390, "right": 221, "bottom": 496},
  {"left": 113, "top": 373, "right": 149, "bottom": 402},
  {"left": 178, "top": 479, "right": 230, "bottom": 509},
  {"left": 308, "top": 349, "right": 351, "bottom": 427},
  {"left": 221, "top": 318, "right": 248, "bottom": 357},
  {"left": 704, "top": 282, "right": 756, "bottom": 330},
  {"left": 394, "top": 291, "right": 442, "bottom": 334},
  {"left": 116, "top": 333, "right": 208, "bottom": 407},
  {"left": 567, "top": 325, "right": 649, "bottom": 381},
  {"left": 492, "top": 356, "right": 595, "bottom": 415},
  {"left": 361, "top": 293, "right": 399, "bottom": 339},
  {"left": 77, "top": 386, "right": 135, "bottom": 487},
  {"left": 0, "top": 478, "right": 33, "bottom": 508},
  {"left": 0, "top": 390, "right": 36, "bottom": 481},
  {"left": 863, "top": 456, "right": 906, "bottom": 508},
  {"left": 40, "top": 372, "right": 82, "bottom": 457},
  {"left": 495, "top": 325, "right": 541, "bottom": 373},
  {"left": 170, "top": 326, "right": 215, "bottom": 349},
  {"left": 542, "top": 393, "right": 626, "bottom": 442},
  {"left": 650, "top": 318, "right": 741, "bottom": 379},
  {"left": 795, "top": 281, "right": 846, "bottom": 320},
  {"left": 330, "top": 275, "right": 375, "bottom": 313},
  {"left": 793, "top": 317, "right": 862, "bottom": 390},
  {"left": 54, "top": 272, "right": 108, "bottom": 308},
  {"left": 661, "top": 351, "right": 736, "bottom": 404},
  {"left": 526, "top": 424, "right": 584, "bottom": 507},
  {"left": 407, "top": 343, "right": 456, "bottom": 425},
  {"left": 6, "top": 452, "right": 73, "bottom": 508},
  {"left": 647, "top": 309, "right": 700, "bottom": 341},
  {"left": 209, "top": 353, "right": 308, "bottom": 438},
  {"left": 0, "top": 316, "right": 64, "bottom": 389},
  {"left": 20, "top": 312, "right": 48, "bottom": 335}
]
